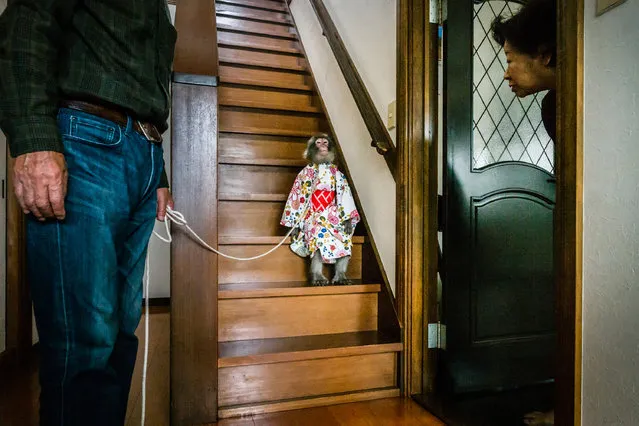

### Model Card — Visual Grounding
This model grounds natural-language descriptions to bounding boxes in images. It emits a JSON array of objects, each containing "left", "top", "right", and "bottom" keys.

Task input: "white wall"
[
  {"left": 145, "top": 2, "right": 176, "bottom": 298},
  {"left": 582, "top": 0, "right": 639, "bottom": 423},
  {"left": 290, "top": 0, "right": 397, "bottom": 291},
  {"left": 323, "top": 0, "right": 397, "bottom": 144}
]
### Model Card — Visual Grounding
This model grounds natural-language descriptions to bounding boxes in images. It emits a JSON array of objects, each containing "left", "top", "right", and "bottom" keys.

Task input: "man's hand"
[
  {"left": 157, "top": 187, "right": 174, "bottom": 221},
  {"left": 13, "top": 151, "right": 68, "bottom": 221}
]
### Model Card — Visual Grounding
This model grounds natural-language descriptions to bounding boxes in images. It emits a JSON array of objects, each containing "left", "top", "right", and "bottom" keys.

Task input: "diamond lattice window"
[{"left": 473, "top": 0, "right": 554, "bottom": 173}]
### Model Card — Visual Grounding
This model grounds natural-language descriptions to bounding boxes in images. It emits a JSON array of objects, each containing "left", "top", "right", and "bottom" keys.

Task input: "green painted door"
[{"left": 441, "top": 0, "right": 556, "bottom": 393}]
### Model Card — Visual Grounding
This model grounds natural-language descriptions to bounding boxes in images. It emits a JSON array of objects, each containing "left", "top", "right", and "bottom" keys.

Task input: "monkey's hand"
[
  {"left": 290, "top": 227, "right": 301, "bottom": 239},
  {"left": 343, "top": 220, "right": 354, "bottom": 235}
]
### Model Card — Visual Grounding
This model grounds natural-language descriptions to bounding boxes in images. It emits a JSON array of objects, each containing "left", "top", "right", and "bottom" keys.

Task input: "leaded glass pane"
[{"left": 472, "top": 1, "right": 555, "bottom": 173}]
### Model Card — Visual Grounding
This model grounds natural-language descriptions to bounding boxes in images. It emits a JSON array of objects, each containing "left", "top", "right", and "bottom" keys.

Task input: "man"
[
  {"left": 0, "top": 1, "right": 176, "bottom": 424},
  {"left": 492, "top": 0, "right": 556, "bottom": 425}
]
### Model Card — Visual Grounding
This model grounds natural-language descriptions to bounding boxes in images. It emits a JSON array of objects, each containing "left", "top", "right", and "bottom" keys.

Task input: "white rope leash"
[
  {"left": 151, "top": 206, "right": 300, "bottom": 260},
  {"left": 141, "top": 254, "right": 150, "bottom": 426},
  {"left": 141, "top": 184, "right": 316, "bottom": 425}
]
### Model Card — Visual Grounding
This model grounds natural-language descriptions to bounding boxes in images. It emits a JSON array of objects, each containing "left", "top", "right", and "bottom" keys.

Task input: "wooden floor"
[
  {"left": 0, "top": 309, "right": 443, "bottom": 425},
  {"left": 218, "top": 398, "right": 445, "bottom": 425}
]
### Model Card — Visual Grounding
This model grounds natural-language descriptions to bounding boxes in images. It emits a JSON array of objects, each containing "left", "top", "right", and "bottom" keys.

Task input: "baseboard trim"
[{"left": 143, "top": 297, "right": 171, "bottom": 307}]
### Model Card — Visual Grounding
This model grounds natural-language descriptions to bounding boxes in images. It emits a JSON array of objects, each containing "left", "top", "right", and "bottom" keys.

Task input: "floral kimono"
[{"left": 281, "top": 163, "right": 360, "bottom": 263}]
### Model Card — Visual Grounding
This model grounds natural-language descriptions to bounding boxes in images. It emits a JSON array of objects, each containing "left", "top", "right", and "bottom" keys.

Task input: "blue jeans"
[{"left": 27, "top": 108, "right": 164, "bottom": 426}]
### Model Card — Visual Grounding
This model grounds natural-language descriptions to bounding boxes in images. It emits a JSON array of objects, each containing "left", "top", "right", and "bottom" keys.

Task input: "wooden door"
[{"left": 441, "top": 0, "right": 556, "bottom": 393}]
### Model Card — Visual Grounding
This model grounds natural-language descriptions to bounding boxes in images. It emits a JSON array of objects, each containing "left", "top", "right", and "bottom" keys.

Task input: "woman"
[{"left": 491, "top": 0, "right": 557, "bottom": 424}]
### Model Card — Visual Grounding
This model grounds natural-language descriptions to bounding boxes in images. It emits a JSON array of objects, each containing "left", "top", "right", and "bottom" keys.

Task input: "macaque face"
[
  {"left": 313, "top": 137, "right": 332, "bottom": 163},
  {"left": 315, "top": 138, "right": 329, "bottom": 154}
]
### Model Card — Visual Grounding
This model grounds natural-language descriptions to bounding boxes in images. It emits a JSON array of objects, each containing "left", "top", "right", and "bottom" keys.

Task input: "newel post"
[{"left": 170, "top": 0, "right": 220, "bottom": 424}]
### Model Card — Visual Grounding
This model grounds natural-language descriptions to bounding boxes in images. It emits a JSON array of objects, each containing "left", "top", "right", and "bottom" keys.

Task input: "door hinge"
[
  {"left": 1, "top": 179, "right": 4, "bottom": 199},
  {"left": 429, "top": 0, "right": 442, "bottom": 24},
  {"left": 428, "top": 322, "right": 447, "bottom": 350}
]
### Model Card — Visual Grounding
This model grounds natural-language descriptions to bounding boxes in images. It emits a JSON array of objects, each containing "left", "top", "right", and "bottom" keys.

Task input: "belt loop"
[{"left": 125, "top": 116, "right": 134, "bottom": 134}]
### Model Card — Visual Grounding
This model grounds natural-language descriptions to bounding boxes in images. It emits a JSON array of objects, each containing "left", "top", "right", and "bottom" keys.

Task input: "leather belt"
[{"left": 60, "top": 100, "right": 163, "bottom": 143}]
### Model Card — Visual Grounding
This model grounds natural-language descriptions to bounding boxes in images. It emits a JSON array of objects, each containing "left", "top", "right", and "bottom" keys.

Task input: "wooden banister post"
[{"left": 170, "top": 0, "right": 220, "bottom": 424}]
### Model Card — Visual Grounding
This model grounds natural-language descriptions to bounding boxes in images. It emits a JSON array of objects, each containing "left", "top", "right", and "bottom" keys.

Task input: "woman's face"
[{"left": 503, "top": 41, "right": 552, "bottom": 97}]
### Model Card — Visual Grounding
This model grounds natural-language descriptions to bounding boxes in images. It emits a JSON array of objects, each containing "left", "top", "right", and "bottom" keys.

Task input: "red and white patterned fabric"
[
  {"left": 281, "top": 163, "right": 360, "bottom": 263},
  {"left": 311, "top": 190, "right": 336, "bottom": 212}
]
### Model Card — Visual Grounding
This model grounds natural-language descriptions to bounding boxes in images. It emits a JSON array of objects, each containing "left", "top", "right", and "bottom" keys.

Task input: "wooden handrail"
[{"left": 309, "top": 0, "right": 397, "bottom": 180}]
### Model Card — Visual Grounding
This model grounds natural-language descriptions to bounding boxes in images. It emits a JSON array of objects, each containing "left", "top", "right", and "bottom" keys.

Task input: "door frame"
[{"left": 396, "top": 0, "right": 584, "bottom": 424}]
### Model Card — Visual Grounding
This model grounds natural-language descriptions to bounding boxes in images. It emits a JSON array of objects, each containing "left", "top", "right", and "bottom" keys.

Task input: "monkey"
[{"left": 280, "top": 133, "right": 360, "bottom": 286}]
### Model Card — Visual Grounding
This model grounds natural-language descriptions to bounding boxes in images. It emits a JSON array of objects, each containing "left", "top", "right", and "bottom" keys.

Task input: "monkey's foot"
[
  {"left": 524, "top": 410, "right": 554, "bottom": 426},
  {"left": 331, "top": 276, "right": 352, "bottom": 285},
  {"left": 310, "top": 276, "right": 329, "bottom": 286}
]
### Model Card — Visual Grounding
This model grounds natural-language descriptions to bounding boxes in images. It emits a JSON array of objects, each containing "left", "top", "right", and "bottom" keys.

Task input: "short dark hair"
[{"left": 491, "top": 0, "right": 557, "bottom": 67}]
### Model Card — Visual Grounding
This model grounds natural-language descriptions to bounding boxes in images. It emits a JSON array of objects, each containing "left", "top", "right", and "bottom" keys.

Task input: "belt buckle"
[{"left": 137, "top": 120, "right": 162, "bottom": 144}]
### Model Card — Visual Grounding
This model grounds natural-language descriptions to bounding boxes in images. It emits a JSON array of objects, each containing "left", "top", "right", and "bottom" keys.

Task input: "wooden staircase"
[{"left": 214, "top": 0, "right": 402, "bottom": 418}]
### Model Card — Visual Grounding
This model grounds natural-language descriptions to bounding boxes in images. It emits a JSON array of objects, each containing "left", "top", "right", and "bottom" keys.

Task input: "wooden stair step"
[
  {"left": 216, "top": 3, "right": 292, "bottom": 25},
  {"left": 218, "top": 353, "right": 397, "bottom": 406},
  {"left": 218, "top": 236, "right": 366, "bottom": 245},
  {"left": 217, "top": 388, "right": 401, "bottom": 419},
  {"left": 218, "top": 244, "right": 363, "bottom": 284},
  {"left": 217, "top": 30, "right": 301, "bottom": 54},
  {"left": 216, "top": 16, "right": 297, "bottom": 39},
  {"left": 219, "top": 47, "right": 307, "bottom": 72},
  {"left": 219, "top": 108, "right": 328, "bottom": 136},
  {"left": 217, "top": 0, "right": 288, "bottom": 13},
  {"left": 219, "top": 133, "right": 307, "bottom": 167},
  {"left": 219, "top": 85, "right": 321, "bottom": 113},
  {"left": 219, "top": 65, "right": 313, "bottom": 91},
  {"left": 218, "top": 331, "right": 401, "bottom": 367}
]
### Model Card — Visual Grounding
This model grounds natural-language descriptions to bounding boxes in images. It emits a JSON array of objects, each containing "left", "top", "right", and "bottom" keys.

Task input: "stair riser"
[
  {"left": 219, "top": 133, "right": 307, "bottom": 167},
  {"left": 219, "top": 85, "right": 320, "bottom": 113},
  {"left": 216, "top": 16, "right": 297, "bottom": 39},
  {"left": 218, "top": 352, "right": 397, "bottom": 406},
  {"left": 219, "top": 291, "right": 376, "bottom": 341},
  {"left": 219, "top": 47, "right": 307, "bottom": 72},
  {"left": 216, "top": 3, "right": 291, "bottom": 24},
  {"left": 219, "top": 109, "right": 327, "bottom": 136},
  {"left": 218, "top": 163, "right": 298, "bottom": 200},
  {"left": 218, "top": 388, "right": 400, "bottom": 418},
  {"left": 218, "top": 243, "right": 363, "bottom": 284},
  {"left": 219, "top": 201, "right": 287, "bottom": 236},
  {"left": 219, "top": 65, "right": 314, "bottom": 91},
  {"left": 218, "top": 30, "right": 301, "bottom": 54},
  {"left": 218, "top": 0, "right": 288, "bottom": 13}
]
